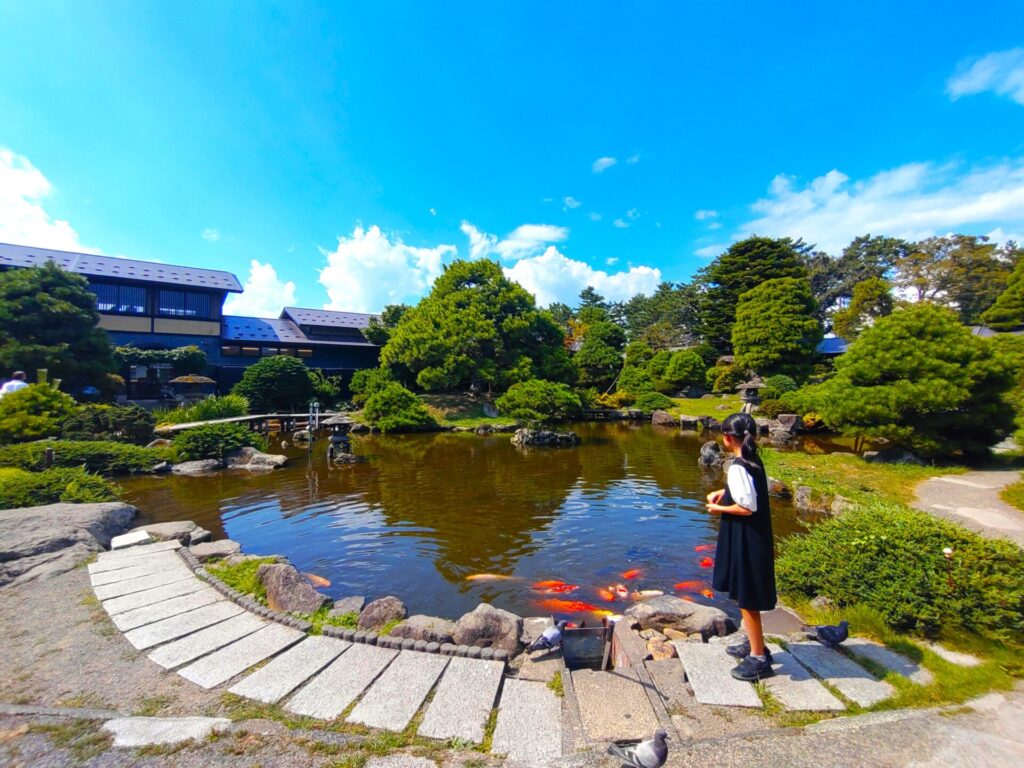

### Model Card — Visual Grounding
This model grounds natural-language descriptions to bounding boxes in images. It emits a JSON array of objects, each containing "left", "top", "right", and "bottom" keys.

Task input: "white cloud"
[
  {"left": 592, "top": 156, "right": 617, "bottom": 173},
  {"left": 694, "top": 209, "right": 719, "bottom": 220},
  {"left": 613, "top": 218, "right": 629, "bottom": 228},
  {"left": 626, "top": 154, "right": 641, "bottom": 164},
  {"left": 320, "top": 225, "right": 455, "bottom": 313},
  {"left": 224, "top": 259, "right": 297, "bottom": 318},
  {"left": 504, "top": 246, "right": 661, "bottom": 306},
  {"left": 201, "top": 228, "right": 220, "bottom": 242},
  {"left": 587, "top": 212, "right": 602, "bottom": 222},
  {"left": 488, "top": 223, "right": 569, "bottom": 261},
  {"left": 708, "top": 221, "right": 722, "bottom": 230},
  {"left": 987, "top": 227, "right": 1024, "bottom": 246},
  {"left": 459, "top": 221, "right": 498, "bottom": 260},
  {"left": 627, "top": 208, "right": 640, "bottom": 221},
  {"left": 563, "top": 196, "right": 582, "bottom": 209},
  {"left": 606, "top": 257, "right": 619, "bottom": 266},
  {"left": 947, "top": 48, "right": 1024, "bottom": 105},
  {"left": 429, "top": 207, "right": 437, "bottom": 216},
  {"left": 695, "top": 243, "right": 727, "bottom": 258},
  {"left": 0, "top": 146, "right": 98, "bottom": 252}
]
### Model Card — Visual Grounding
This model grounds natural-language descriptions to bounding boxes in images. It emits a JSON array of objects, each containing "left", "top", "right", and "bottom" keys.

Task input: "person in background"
[{"left": 0, "top": 371, "right": 28, "bottom": 398}]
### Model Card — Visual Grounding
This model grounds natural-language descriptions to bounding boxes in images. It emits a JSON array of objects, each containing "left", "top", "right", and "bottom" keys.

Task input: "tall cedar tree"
[
  {"left": 981, "top": 257, "right": 1024, "bottom": 331},
  {"left": 803, "top": 235, "right": 908, "bottom": 321},
  {"left": 732, "top": 277, "right": 822, "bottom": 380}
]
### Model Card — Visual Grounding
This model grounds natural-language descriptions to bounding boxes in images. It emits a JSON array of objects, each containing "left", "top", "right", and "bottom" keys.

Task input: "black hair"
[{"left": 721, "top": 412, "right": 761, "bottom": 467}]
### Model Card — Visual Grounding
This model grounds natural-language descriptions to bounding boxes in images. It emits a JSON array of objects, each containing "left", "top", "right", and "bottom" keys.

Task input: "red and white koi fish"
[{"left": 621, "top": 568, "right": 642, "bottom": 580}]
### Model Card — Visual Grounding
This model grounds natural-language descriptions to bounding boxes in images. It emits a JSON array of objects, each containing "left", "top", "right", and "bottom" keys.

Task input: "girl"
[{"left": 705, "top": 412, "right": 777, "bottom": 681}]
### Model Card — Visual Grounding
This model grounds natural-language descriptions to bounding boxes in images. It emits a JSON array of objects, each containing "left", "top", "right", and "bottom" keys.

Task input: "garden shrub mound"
[
  {"left": 777, "top": 501, "right": 1024, "bottom": 642},
  {"left": 495, "top": 379, "right": 582, "bottom": 422},
  {"left": 633, "top": 392, "right": 675, "bottom": 412},
  {"left": 361, "top": 383, "right": 436, "bottom": 433},
  {"left": 0, "top": 383, "right": 77, "bottom": 443},
  {"left": 152, "top": 394, "right": 249, "bottom": 425},
  {"left": 61, "top": 403, "right": 155, "bottom": 444},
  {"left": 173, "top": 422, "right": 268, "bottom": 462},
  {"left": 0, "top": 466, "right": 118, "bottom": 508},
  {"left": 0, "top": 440, "right": 172, "bottom": 476},
  {"left": 232, "top": 355, "right": 315, "bottom": 413}
]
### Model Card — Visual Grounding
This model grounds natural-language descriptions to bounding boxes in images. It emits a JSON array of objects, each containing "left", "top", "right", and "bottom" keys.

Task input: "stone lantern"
[{"left": 735, "top": 377, "right": 766, "bottom": 414}]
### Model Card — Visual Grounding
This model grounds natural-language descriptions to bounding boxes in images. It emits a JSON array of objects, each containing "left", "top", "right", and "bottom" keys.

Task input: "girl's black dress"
[{"left": 712, "top": 457, "right": 777, "bottom": 611}]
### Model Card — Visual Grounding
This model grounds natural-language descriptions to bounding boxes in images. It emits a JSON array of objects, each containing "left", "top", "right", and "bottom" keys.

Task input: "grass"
[
  {"left": 29, "top": 719, "right": 112, "bottom": 761},
  {"left": 206, "top": 556, "right": 278, "bottom": 603},
  {"left": 547, "top": 671, "right": 564, "bottom": 698},
  {"left": 666, "top": 395, "right": 745, "bottom": 419},
  {"left": 419, "top": 393, "right": 513, "bottom": 427},
  {"left": 133, "top": 696, "right": 171, "bottom": 716},
  {"left": 305, "top": 605, "right": 359, "bottom": 635},
  {"left": 999, "top": 478, "right": 1024, "bottom": 512}
]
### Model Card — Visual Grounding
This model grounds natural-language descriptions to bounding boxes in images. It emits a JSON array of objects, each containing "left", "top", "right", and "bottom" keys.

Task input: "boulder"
[
  {"left": 510, "top": 428, "right": 581, "bottom": 449},
  {"left": 329, "top": 596, "right": 366, "bottom": 616},
  {"left": 624, "top": 595, "right": 735, "bottom": 640},
  {"left": 349, "top": 423, "right": 371, "bottom": 434},
  {"left": 862, "top": 447, "right": 926, "bottom": 465},
  {"left": 171, "top": 459, "right": 222, "bottom": 475},
  {"left": 810, "top": 595, "right": 835, "bottom": 611},
  {"left": 152, "top": 461, "right": 171, "bottom": 474},
  {"left": 651, "top": 410, "right": 677, "bottom": 427},
  {"left": 257, "top": 563, "right": 329, "bottom": 613},
  {"left": 482, "top": 402, "right": 500, "bottom": 418},
  {"left": 0, "top": 502, "right": 137, "bottom": 587},
  {"left": 190, "top": 539, "right": 241, "bottom": 562},
  {"left": 831, "top": 495, "right": 855, "bottom": 515},
  {"left": 698, "top": 440, "right": 725, "bottom": 469},
  {"left": 755, "top": 418, "right": 771, "bottom": 434},
  {"left": 225, "top": 447, "right": 288, "bottom": 471},
  {"left": 678, "top": 414, "right": 700, "bottom": 431},
  {"left": 698, "top": 415, "right": 722, "bottom": 431},
  {"left": 390, "top": 615, "right": 457, "bottom": 644},
  {"left": 129, "top": 520, "right": 196, "bottom": 544},
  {"left": 358, "top": 596, "right": 408, "bottom": 630},
  {"left": 767, "top": 477, "right": 791, "bottom": 498},
  {"left": 189, "top": 527, "right": 212, "bottom": 545},
  {"left": 452, "top": 603, "right": 524, "bottom": 656},
  {"left": 772, "top": 414, "right": 801, "bottom": 434},
  {"left": 646, "top": 638, "right": 678, "bottom": 661},
  {"left": 475, "top": 425, "right": 494, "bottom": 435}
]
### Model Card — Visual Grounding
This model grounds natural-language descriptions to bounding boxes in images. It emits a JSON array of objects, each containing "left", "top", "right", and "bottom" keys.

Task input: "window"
[
  {"left": 157, "top": 290, "right": 212, "bottom": 318},
  {"left": 221, "top": 345, "right": 241, "bottom": 357},
  {"left": 261, "top": 346, "right": 279, "bottom": 356},
  {"left": 89, "top": 281, "right": 147, "bottom": 314},
  {"left": 296, "top": 348, "right": 313, "bottom": 358},
  {"left": 241, "top": 346, "right": 260, "bottom": 357}
]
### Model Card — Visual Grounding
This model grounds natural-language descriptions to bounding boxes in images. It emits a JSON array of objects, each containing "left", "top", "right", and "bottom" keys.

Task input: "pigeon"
[
  {"left": 806, "top": 620, "right": 850, "bottom": 648},
  {"left": 526, "top": 620, "right": 568, "bottom": 652},
  {"left": 607, "top": 728, "right": 669, "bottom": 768}
]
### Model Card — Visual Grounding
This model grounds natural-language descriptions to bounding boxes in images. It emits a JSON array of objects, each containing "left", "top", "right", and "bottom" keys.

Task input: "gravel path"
[{"left": 914, "top": 470, "right": 1024, "bottom": 547}]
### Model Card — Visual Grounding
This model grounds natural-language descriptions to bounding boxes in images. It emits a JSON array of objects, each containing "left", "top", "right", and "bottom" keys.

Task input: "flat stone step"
[
  {"left": 228, "top": 636, "right": 349, "bottom": 704},
  {"left": 787, "top": 642, "right": 896, "bottom": 707},
  {"left": 111, "top": 530, "right": 153, "bottom": 550},
  {"left": 90, "top": 558, "right": 192, "bottom": 587},
  {"left": 102, "top": 578, "right": 208, "bottom": 616},
  {"left": 347, "top": 651, "right": 449, "bottom": 732},
  {"left": 843, "top": 638, "right": 934, "bottom": 685},
  {"left": 763, "top": 644, "right": 845, "bottom": 712},
  {"left": 112, "top": 588, "right": 223, "bottom": 632},
  {"left": 88, "top": 549, "right": 184, "bottom": 575},
  {"left": 93, "top": 540, "right": 181, "bottom": 568},
  {"left": 491, "top": 679, "right": 562, "bottom": 766},
  {"left": 571, "top": 668, "right": 661, "bottom": 741},
  {"left": 93, "top": 569, "right": 195, "bottom": 600},
  {"left": 673, "top": 643, "right": 762, "bottom": 708},
  {"left": 124, "top": 601, "right": 245, "bottom": 650},
  {"left": 284, "top": 643, "right": 395, "bottom": 720},
  {"left": 102, "top": 716, "right": 231, "bottom": 747},
  {"left": 148, "top": 613, "right": 266, "bottom": 669},
  {"left": 925, "top": 642, "right": 982, "bottom": 668},
  {"left": 178, "top": 623, "right": 304, "bottom": 689},
  {"left": 418, "top": 657, "right": 505, "bottom": 743}
]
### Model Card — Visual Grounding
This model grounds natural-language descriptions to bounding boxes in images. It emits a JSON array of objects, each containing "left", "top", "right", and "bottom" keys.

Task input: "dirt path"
[{"left": 914, "top": 469, "right": 1024, "bottom": 547}]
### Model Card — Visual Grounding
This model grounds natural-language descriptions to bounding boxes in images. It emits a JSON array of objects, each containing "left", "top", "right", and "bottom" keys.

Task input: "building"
[{"left": 0, "top": 242, "right": 380, "bottom": 397}]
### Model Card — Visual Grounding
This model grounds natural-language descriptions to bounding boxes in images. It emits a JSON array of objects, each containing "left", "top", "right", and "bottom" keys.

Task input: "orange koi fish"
[
  {"left": 674, "top": 580, "right": 705, "bottom": 591},
  {"left": 532, "top": 579, "right": 567, "bottom": 589},
  {"left": 694, "top": 544, "right": 715, "bottom": 552},
  {"left": 537, "top": 598, "right": 601, "bottom": 613},
  {"left": 591, "top": 609, "right": 615, "bottom": 618},
  {"left": 701, "top": 589, "right": 715, "bottom": 599},
  {"left": 597, "top": 588, "right": 617, "bottom": 602},
  {"left": 466, "top": 573, "right": 516, "bottom": 582},
  {"left": 302, "top": 573, "right": 331, "bottom": 588},
  {"left": 699, "top": 557, "right": 714, "bottom": 568},
  {"left": 612, "top": 583, "right": 630, "bottom": 599},
  {"left": 621, "top": 568, "right": 642, "bottom": 580},
  {"left": 543, "top": 584, "right": 579, "bottom": 594}
]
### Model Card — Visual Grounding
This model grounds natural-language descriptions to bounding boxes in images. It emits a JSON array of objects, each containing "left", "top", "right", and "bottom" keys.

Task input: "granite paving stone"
[
  {"left": 788, "top": 642, "right": 896, "bottom": 707},
  {"left": 491, "top": 678, "right": 562, "bottom": 766},
  {"left": 111, "top": 588, "right": 223, "bottom": 632},
  {"left": 148, "top": 613, "right": 266, "bottom": 669},
  {"left": 102, "top": 577, "right": 208, "bottom": 616},
  {"left": 88, "top": 549, "right": 184, "bottom": 575},
  {"left": 418, "top": 656, "right": 504, "bottom": 742},
  {"left": 844, "top": 638, "right": 935, "bottom": 685},
  {"left": 347, "top": 651, "right": 449, "bottom": 731},
  {"left": 925, "top": 642, "right": 982, "bottom": 668},
  {"left": 571, "top": 667, "right": 662, "bottom": 740},
  {"left": 93, "top": 540, "right": 181, "bottom": 567},
  {"left": 228, "top": 636, "right": 349, "bottom": 704},
  {"left": 763, "top": 644, "right": 846, "bottom": 712},
  {"left": 673, "top": 642, "right": 762, "bottom": 708},
  {"left": 285, "top": 643, "right": 397, "bottom": 720},
  {"left": 93, "top": 568, "right": 194, "bottom": 600},
  {"left": 178, "top": 623, "right": 305, "bottom": 689},
  {"left": 89, "top": 558, "right": 192, "bottom": 587},
  {"left": 102, "top": 716, "right": 231, "bottom": 747},
  {"left": 123, "top": 600, "right": 245, "bottom": 650},
  {"left": 110, "top": 530, "right": 153, "bottom": 550}
]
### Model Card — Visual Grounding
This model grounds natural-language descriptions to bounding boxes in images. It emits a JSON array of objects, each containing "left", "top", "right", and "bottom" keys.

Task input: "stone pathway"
[
  {"left": 915, "top": 470, "right": 1024, "bottom": 547},
  {"left": 786, "top": 642, "right": 896, "bottom": 708}
]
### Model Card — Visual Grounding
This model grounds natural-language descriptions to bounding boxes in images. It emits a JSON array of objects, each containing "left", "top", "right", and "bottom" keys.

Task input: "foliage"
[
  {"left": 172, "top": 422, "right": 267, "bottom": 461},
  {"left": 803, "top": 235, "right": 906, "bottom": 321},
  {"left": 633, "top": 392, "right": 675, "bottom": 411},
  {"left": 777, "top": 501, "right": 1024, "bottom": 641},
  {"left": 647, "top": 349, "right": 672, "bottom": 384},
  {"left": 756, "top": 399, "right": 787, "bottom": 419},
  {"left": 575, "top": 321, "right": 626, "bottom": 390},
  {"left": 0, "top": 466, "right": 118, "bottom": 508},
  {"left": 232, "top": 356, "right": 315, "bottom": 412},
  {"left": 361, "top": 382, "right": 437, "bottom": 432},
  {"left": 60, "top": 404, "right": 155, "bottom": 444},
  {"left": 0, "top": 262, "right": 115, "bottom": 389},
  {"left": 594, "top": 391, "right": 633, "bottom": 409},
  {"left": 761, "top": 374, "right": 798, "bottom": 401},
  {"left": 495, "top": 379, "right": 583, "bottom": 422},
  {"left": 622, "top": 282, "right": 701, "bottom": 348},
  {"left": 362, "top": 304, "right": 410, "bottom": 346},
  {"left": 0, "top": 382, "right": 77, "bottom": 443},
  {"left": 705, "top": 363, "right": 746, "bottom": 393},
  {"left": 207, "top": 557, "right": 279, "bottom": 603},
  {"left": 623, "top": 341, "right": 654, "bottom": 368},
  {"left": 981, "top": 257, "right": 1024, "bottom": 331},
  {"left": 990, "top": 334, "right": 1024, "bottom": 443},
  {"left": 0, "top": 440, "right": 172, "bottom": 475},
  {"left": 349, "top": 367, "right": 394, "bottom": 407},
  {"left": 663, "top": 350, "right": 706, "bottom": 390},
  {"left": 831, "top": 277, "right": 895, "bottom": 340},
  {"left": 152, "top": 394, "right": 250, "bottom": 425},
  {"left": 732, "top": 277, "right": 822, "bottom": 379},
  {"left": 794, "top": 304, "right": 1014, "bottom": 457},
  {"left": 112, "top": 345, "right": 207, "bottom": 374},
  {"left": 309, "top": 368, "right": 342, "bottom": 407},
  {"left": 1000, "top": 479, "right": 1024, "bottom": 513},
  {"left": 616, "top": 365, "right": 655, "bottom": 397}
]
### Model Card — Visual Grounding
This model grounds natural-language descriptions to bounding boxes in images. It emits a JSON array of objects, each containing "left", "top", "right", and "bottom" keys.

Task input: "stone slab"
[
  {"left": 112, "top": 588, "right": 223, "bottom": 632},
  {"left": 102, "top": 716, "right": 231, "bottom": 747},
  {"left": 491, "top": 679, "right": 562, "bottom": 766},
  {"left": 844, "top": 638, "right": 934, "bottom": 685},
  {"left": 148, "top": 613, "right": 266, "bottom": 669},
  {"left": 787, "top": 642, "right": 896, "bottom": 707},
  {"left": 124, "top": 600, "right": 245, "bottom": 650},
  {"left": 93, "top": 539, "right": 181, "bottom": 567},
  {"left": 418, "top": 657, "right": 504, "bottom": 743},
  {"left": 364, "top": 758, "right": 438, "bottom": 768},
  {"left": 761, "top": 606, "right": 805, "bottom": 636},
  {"left": 763, "top": 644, "right": 846, "bottom": 712},
  {"left": 348, "top": 651, "right": 449, "bottom": 731},
  {"left": 93, "top": 568, "right": 194, "bottom": 600},
  {"left": 571, "top": 668, "right": 661, "bottom": 741},
  {"left": 102, "top": 577, "right": 208, "bottom": 616},
  {"left": 284, "top": 643, "right": 397, "bottom": 720},
  {"left": 88, "top": 549, "right": 184, "bottom": 575},
  {"left": 228, "top": 636, "right": 349, "bottom": 704},
  {"left": 925, "top": 642, "right": 982, "bottom": 668},
  {"left": 673, "top": 642, "right": 762, "bottom": 708},
  {"left": 89, "top": 557, "right": 192, "bottom": 587},
  {"left": 178, "top": 623, "right": 305, "bottom": 689},
  {"left": 111, "top": 530, "right": 153, "bottom": 550}
]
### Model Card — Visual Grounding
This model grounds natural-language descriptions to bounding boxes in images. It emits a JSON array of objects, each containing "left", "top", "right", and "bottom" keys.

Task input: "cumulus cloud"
[
  {"left": 613, "top": 218, "right": 629, "bottom": 229},
  {"left": 223, "top": 260, "right": 297, "bottom": 318},
  {"left": 482, "top": 223, "right": 569, "bottom": 261},
  {"left": 592, "top": 156, "right": 617, "bottom": 173},
  {"left": 460, "top": 221, "right": 498, "bottom": 260},
  {"left": 563, "top": 196, "right": 582, "bottom": 209},
  {"left": 588, "top": 212, "right": 602, "bottom": 222},
  {"left": 320, "top": 225, "right": 455, "bottom": 313},
  {"left": 503, "top": 246, "right": 661, "bottom": 306},
  {"left": 947, "top": 48, "right": 1024, "bottom": 105},
  {"left": 694, "top": 209, "right": 719, "bottom": 221},
  {"left": 201, "top": 228, "right": 220, "bottom": 242},
  {"left": 0, "top": 146, "right": 98, "bottom": 252}
]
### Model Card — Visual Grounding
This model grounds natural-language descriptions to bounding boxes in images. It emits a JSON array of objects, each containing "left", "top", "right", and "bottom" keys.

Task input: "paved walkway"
[{"left": 914, "top": 470, "right": 1024, "bottom": 547}]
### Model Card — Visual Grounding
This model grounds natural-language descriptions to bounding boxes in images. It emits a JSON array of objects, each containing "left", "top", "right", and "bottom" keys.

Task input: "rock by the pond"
[
  {"left": 145, "top": 438, "right": 173, "bottom": 449},
  {"left": 349, "top": 423, "right": 371, "bottom": 433},
  {"left": 698, "top": 415, "right": 722, "bottom": 431},
  {"left": 452, "top": 603, "right": 524, "bottom": 655},
  {"left": 810, "top": 595, "right": 835, "bottom": 611},
  {"left": 0, "top": 502, "right": 137, "bottom": 587},
  {"left": 151, "top": 461, "right": 171, "bottom": 474},
  {"left": 226, "top": 446, "right": 288, "bottom": 470},
  {"left": 129, "top": 520, "right": 197, "bottom": 544},
  {"left": 511, "top": 428, "right": 581, "bottom": 448},
  {"left": 390, "top": 615, "right": 457, "bottom": 644},
  {"left": 482, "top": 402, "right": 500, "bottom": 418},
  {"left": 772, "top": 414, "right": 801, "bottom": 433},
  {"left": 624, "top": 595, "right": 735, "bottom": 639},
  {"left": 651, "top": 410, "right": 678, "bottom": 427},
  {"left": 329, "top": 596, "right": 366, "bottom": 616},
  {"left": 767, "top": 477, "right": 791, "bottom": 498},
  {"left": 698, "top": 440, "right": 725, "bottom": 468},
  {"left": 863, "top": 447, "right": 926, "bottom": 465},
  {"left": 293, "top": 429, "right": 312, "bottom": 443},
  {"left": 257, "top": 562, "right": 329, "bottom": 613},
  {"left": 189, "top": 527, "right": 212, "bottom": 545},
  {"left": 647, "top": 638, "right": 678, "bottom": 660},
  {"left": 831, "top": 495, "right": 855, "bottom": 515},
  {"left": 678, "top": 414, "right": 700, "bottom": 431},
  {"left": 190, "top": 539, "right": 242, "bottom": 563},
  {"left": 171, "top": 459, "right": 223, "bottom": 475},
  {"left": 755, "top": 418, "right": 771, "bottom": 434},
  {"left": 475, "top": 424, "right": 494, "bottom": 435},
  {"left": 358, "top": 596, "right": 408, "bottom": 630},
  {"left": 332, "top": 452, "right": 367, "bottom": 465}
]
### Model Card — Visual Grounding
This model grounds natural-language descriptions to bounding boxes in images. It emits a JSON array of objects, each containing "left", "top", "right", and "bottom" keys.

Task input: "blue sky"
[{"left": 1, "top": 1, "right": 1023, "bottom": 315}]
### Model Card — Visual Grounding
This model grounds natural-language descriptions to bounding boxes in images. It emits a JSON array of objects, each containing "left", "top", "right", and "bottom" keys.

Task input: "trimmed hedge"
[
  {"left": 172, "top": 422, "right": 268, "bottom": 461},
  {"left": 61, "top": 404, "right": 156, "bottom": 444},
  {"left": 0, "top": 440, "right": 172, "bottom": 475},
  {"left": 633, "top": 392, "right": 675, "bottom": 412},
  {"left": 0, "top": 383, "right": 77, "bottom": 443},
  {"left": 361, "top": 383, "right": 437, "bottom": 433},
  {"left": 0, "top": 466, "right": 118, "bottom": 508},
  {"left": 495, "top": 379, "right": 583, "bottom": 423}
]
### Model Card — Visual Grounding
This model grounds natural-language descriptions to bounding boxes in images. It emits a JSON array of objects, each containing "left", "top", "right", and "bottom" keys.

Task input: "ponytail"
[{"left": 722, "top": 412, "right": 762, "bottom": 468}]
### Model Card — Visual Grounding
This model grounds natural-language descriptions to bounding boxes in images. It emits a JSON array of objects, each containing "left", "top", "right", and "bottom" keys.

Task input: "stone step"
[
  {"left": 571, "top": 668, "right": 661, "bottom": 741},
  {"left": 285, "top": 643, "right": 397, "bottom": 720},
  {"left": 178, "top": 623, "right": 305, "bottom": 689},
  {"left": 347, "top": 651, "right": 449, "bottom": 732},
  {"left": 111, "top": 530, "right": 153, "bottom": 550},
  {"left": 123, "top": 601, "right": 244, "bottom": 650},
  {"left": 787, "top": 642, "right": 896, "bottom": 707},
  {"left": 148, "top": 613, "right": 266, "bottom": 669},
  {"left": 673, "top": 642, "right": 762, "bottom": 708},
  {"left": 93, "top": 568, "right": 195, "bottom": 600},
  {"left": 924, "top": 642, "right": 982, "bottom": 668},
  {"left": 491, "top": 679, "right": 563, "bottom": 767},
  {"left": 93, "top": 540, "right": 182, "bottom": 568},
  {"left": 89, "top": 556, "right": 190, "bottom": 586},
  {"left": 763, "top": 644, "right": 845, "bottom": 712},
  {"left": 88, "top": 550, "right": 183, "bottom": 575},
  {"left": 418, "top": 657, "right": 505, "bottom": 743},
  {"left": 843, "top": 638, "right": 934, "bottom": 686},
  {"left": 102, "top": 716, "right": 231, "bottom": 748},
  {"left": 228, "top": 636, "right": 349, "bottom": 704},
  {"left": 112, "top": 588, "right": 223, "bottom": 632},
  {"left": 102, "top": 578, "right": 208, "bottom": 616}
]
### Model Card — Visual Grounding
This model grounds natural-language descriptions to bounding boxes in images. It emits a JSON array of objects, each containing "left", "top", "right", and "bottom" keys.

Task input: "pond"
[{"left": 120, "top": 423, "right": 825, "bottom": 621}]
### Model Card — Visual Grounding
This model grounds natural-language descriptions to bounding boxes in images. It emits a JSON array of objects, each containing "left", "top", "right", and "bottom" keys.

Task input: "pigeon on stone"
[
  {"left": 527, "top": 619, "right": 569, "bottom": 652},
  {"left": 806, "top": 620, "right": 849, "bottom": 647},
  {"left": 607, "top": 728, "right": 669, "bottom": 768}
]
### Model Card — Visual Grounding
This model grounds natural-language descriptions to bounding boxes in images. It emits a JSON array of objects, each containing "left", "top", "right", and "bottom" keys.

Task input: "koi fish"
[
  {"left": 302, "top": 573, "right": 331, "bottom": 588},
  {"left": 597, "top": 588, "right": 617, "bottom": 602},
  {"left": 674, "top": 580, "right": 705, "bottom": 591},
  {"left": 466, "top": 573, "right": 515, "bottom": 582},
  {"left": 543, "top": 584, "right": 579, "bottom": 594},
  {"left": 621, "top": 568, "right": 642, "bottom": 580},
  {"left": 701, "top": 589, "right": 715, "bottom": 599},
  {"left": 612, "top": 583, "right": 630, "bottom": 599},
  {"left": 591, "top": 609, "right": 615, "bottom": 618},
  {"left": 679, "top": 595, "right": 694, "bottom": 602},
  {"left": 694, "top": 544, "right": 715, "bottom": 552},
  {"left": 537, "top": 598, "right": 601, "bottom": 613},
  {"left": 532, "top": 579, "right": 568, "bottom": 589},
  {"left": 699, "top": 557, "right": 714, "bottom": 568},
  {"left": 630, "top": 590, "right": 664, "bottom": 601}
]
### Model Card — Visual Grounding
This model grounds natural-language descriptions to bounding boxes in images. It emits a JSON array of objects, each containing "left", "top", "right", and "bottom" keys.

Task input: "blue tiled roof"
[
  {"left": 817, "top": 336, "right": 850, "bottom": 355},
  {"left": 281, "top": 306, "right": 376, "bottom": 329},
  {"left": 222, "top": 316, "right": 375, "bottom": 347}
]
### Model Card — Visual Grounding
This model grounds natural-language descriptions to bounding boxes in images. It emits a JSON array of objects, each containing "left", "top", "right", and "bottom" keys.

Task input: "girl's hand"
[
  {"left": 707, "top": 502, "right": 723, "bottom": 514},
  {"left": 706, "top": 489, "right": 724, "bottom": 504}
]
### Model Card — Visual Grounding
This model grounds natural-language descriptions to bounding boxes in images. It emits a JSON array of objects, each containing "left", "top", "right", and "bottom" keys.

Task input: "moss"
[
  {"left": 546, "top": 671, "right": 564, "bottom": 698},
  {"left": 206, "top": 557, "right": 278, "bottom": 604},
  {"left": 29, "top": 720, "right": 112, "bottom": 761},
  {"left": 304, "top": 606, "right": 359, "bottom": 635}
]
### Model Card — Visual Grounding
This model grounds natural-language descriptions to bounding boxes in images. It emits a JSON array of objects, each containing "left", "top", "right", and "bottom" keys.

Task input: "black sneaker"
[
  {"left": 725, "top": 640, "right": 773, "bottom": 663},
  {"left": 730, "top": 654, "right": 775, "bottom": 682}
]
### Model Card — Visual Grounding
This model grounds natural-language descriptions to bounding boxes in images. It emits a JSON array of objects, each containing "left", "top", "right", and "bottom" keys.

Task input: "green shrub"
[
  {"left": 152, "top": 394, "right": 251, "bottom": 425},
  {"left": 361, "top": 383, "right": 437, "bottom": 433},
  {"left": 705, "top": 363, "right": 746, "bottom": 393},
  {"left": 61, "top": 404, "right": 155, "bottom": 444},
  {"left": 633, "top": 392, "right": 675, "bottom": 412},
  {"left": 756, "top": 399, "right": 787, "bottom": 419},
  {"left": 777, "top": 501, "right": 1024, "bottom": 641},
  {"left": 173, "top": 422, "right": 268, "bottom": 461},
  {"left": 349, "top": 368, "right": 394, "bottom": 407},
  {"left": 0, "top": 440, "right": 172, "bottom": 475},
  {"left": 0, "top": 466, "right": 118, "bottom": 508},
  {"left": 0, "top": 383, "right": 77, "bottom": 443},
  {"left": 624, "top": 341, "right": 654, "bottom": 368},
  {"left": 309, "top": 369, "right": 342, "bottom": 408},
  {"left": 495, "top": 379, "right": 583, "bottom": 423},
  {"left": 617, "top": 365, "right": 656, "bottom": 397},
  {"left": 113, "top": 345, "right": 207, "bottom": 375},
  {"left": 761, "top": 374, "right": 798, "bottom": 401},
  {"left": 663, "top": 350, "right": 706, "bottom": 390},
  {"left": 232, "top": 356, "right": 315, "bottom": 413}
]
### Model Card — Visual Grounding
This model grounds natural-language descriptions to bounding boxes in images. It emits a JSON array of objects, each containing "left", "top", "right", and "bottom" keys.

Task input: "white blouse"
[{"left": 726, "top": 463, "right": 758, "bottom": 512}]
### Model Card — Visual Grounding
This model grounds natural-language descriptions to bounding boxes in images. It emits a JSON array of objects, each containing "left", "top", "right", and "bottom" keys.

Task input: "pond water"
[{"left": 121, "top": 423, "right": 826, "bottom": 621}]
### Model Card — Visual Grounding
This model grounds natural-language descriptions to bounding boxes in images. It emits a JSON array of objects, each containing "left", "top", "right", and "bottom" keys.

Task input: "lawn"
[
  {"left": 666, "top": 395, "right": 745, "bottom": 418},
  {"left": 418, "top": 393, "right": 515, "bottom": 426}
]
